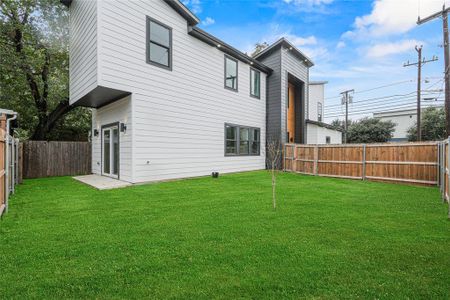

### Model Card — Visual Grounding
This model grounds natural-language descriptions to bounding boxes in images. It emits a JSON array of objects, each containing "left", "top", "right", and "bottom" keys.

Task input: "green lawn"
[{"left": 1, "top": 171, "right": 449, "bottom": 299}]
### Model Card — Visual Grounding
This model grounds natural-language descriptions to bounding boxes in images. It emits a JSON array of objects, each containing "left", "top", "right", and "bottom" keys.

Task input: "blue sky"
[{"left": 183, "top": 0, "right": 449, "bottom": 122}]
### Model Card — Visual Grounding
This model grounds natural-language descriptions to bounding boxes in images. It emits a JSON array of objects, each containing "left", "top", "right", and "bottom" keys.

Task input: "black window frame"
[
  {"left": 224, "top": 123, "right": 260, "bottom": 156},
  {"left": 250, "top": 67, "right": 261, "bottom": 99},
  {"left": 326, "top": 136, "right": 331, "bottom": 144},
  {"left": 318, "top": 102, "right": 323, "bottom": 122},
  {"left": 224, "top": 55, "right": 238, "bottom": 92},
  {"left": 146, "top": 16, "right": 172, "bottom": 71}
]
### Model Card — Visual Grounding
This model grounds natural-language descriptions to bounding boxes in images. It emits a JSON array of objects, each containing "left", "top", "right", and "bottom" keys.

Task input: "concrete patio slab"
[{"left": 73, "top": 174, "right": 132, "bottom": 190}]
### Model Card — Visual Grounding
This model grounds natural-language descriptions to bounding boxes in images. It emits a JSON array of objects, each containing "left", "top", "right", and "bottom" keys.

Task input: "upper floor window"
[
  {"left": 317, "top": 102, "right": 323, "bottom": 122},
  {"left": 146, "top": 16, "right": 172, "bottom": 70},
  {"left": 225, "top": 56, "right": 238, "bottom": 91},
  {"left": 250, "top": 68, "right": 261, "bottom": 98}
]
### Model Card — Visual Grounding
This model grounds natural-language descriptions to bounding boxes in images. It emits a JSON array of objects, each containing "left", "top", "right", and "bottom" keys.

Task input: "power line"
[
  {"left": 403, "top": 45, "right": 438, "bottom": 141},
  {"left": 326, "top": 96, "right": 421, "bottom": 113},
  {"left": 417, "top": 5, "right": 450, "bottom": 135},
  {"left": 323, "top": 79, "right": 415, "bottom": 101},
  {"left": 325, "top": 90, "right": 442, "bottom": 109},
  {"left": 325, "top": 101, "right": 444, "bottom": 118},
  {"left": 325, "top": 98, "right": 444, "bottom": 115}
]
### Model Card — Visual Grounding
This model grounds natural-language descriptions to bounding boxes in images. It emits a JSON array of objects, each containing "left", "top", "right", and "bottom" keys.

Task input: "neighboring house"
[
  {"left": 373, "top": 109, "right": 417, "bottom": 142},
  {"left": 62, "top": 0, "right": 322, "bottom": 183},
  {"left": 306, "top": 81, "right": 342, "bottom": 144}
]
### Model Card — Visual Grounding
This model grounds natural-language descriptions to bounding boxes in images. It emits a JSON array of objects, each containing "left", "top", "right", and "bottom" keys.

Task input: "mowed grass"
[{"left": 1, "top": 171, "right": 450, "bottom": 299}]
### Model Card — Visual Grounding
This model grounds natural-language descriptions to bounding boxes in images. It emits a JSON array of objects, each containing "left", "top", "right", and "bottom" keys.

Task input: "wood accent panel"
[{"left": 287, "top": 83, "right": 295, "bottom": 143}]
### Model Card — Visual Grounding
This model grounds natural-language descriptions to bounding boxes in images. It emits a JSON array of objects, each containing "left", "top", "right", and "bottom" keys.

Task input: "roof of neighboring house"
[
  {"left": 60, "top": 0, "right": 272, "bottom": 74},
  {"left": 254, "top": 38, "right": 314, "bottom": 67},
  {"left": 373, "top": 109, "right": 417, "bottom": 117},
  {"left": 306, "top": 119, "right": 343, "bottom": 132},
  {"left": 309, "top": 81, "right": 328, "bottom": 85}
]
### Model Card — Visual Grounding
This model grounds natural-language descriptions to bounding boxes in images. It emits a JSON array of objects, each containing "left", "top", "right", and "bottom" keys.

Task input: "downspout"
[{"left": 5, "top": 113, "right": 17, "bottom": 213}]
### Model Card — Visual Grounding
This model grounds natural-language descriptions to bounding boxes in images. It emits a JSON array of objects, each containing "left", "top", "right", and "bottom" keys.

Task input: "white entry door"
[{"left": 102, "top": 124, "right": 119, "bottom": 178}]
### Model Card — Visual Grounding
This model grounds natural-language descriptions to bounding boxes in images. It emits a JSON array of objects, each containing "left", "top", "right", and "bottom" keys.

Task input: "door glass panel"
[
  {"left": 103, "top": 130, "right": 110, "bottom": 174},
  {"left": 112, "top": 128, "right": 119, "bottom": 175}
]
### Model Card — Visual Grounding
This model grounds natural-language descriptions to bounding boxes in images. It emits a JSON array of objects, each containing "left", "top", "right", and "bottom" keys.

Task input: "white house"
[
  {"left": 373, "top": 109, "right": 417, "bottom": 142},
  {"left": 63, "top": 0, "right": 325, "bottom": 183},
  {"left": 306, "top": 81, "right": 342, "bottom": 144}
]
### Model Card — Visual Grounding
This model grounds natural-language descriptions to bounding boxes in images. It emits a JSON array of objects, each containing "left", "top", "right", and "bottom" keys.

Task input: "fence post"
[
  {"left": 439, "top": 143, "right": 442, "bottom": 197},
  {"left": 314, "top": 145, "right": 318, "bottom": 175},
  {"left": 362, "top": 144, "right": 366, "bottom": 181},
  {"left": 294, "top": 145, "right": 298, "bottom": 173},
  {"left": 444, "top": 136, "right": 450, "bottom": 202}
]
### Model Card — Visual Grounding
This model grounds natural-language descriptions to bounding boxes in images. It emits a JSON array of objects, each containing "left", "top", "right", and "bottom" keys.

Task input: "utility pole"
[
  {"left": 403, "top": 46, "right": 438, "bottom": 141},
  {"left": 340, "top": 89, "right": 354, "bottom": 144},
  {"left": 418, "top": 5, "right": 450, "bottom": 135}
]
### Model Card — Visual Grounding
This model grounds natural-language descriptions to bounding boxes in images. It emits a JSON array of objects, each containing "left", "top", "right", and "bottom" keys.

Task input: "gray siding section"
[
  {"left": 69, "top": 0, "right": 97, "bottom": 105},
  {"left": 258, "top": 49, "right": 281, "bottom": 142},
  {"left": 280, "top": 47, "right": 309, "bottom": 144},
  {"left": 258, "top": 46, "right": 310, "bottom": 144}
]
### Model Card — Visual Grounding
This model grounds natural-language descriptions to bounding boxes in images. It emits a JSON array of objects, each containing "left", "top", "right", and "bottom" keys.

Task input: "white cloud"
[
  {"left": 345, "top": 0, "right": 450, "bottom": 38},
  {"left": 280, "top": 0, "right": 334, "bottom": 13},
  {"left": 285, "top": 34, "right": 318, "bottom": 47},
  {"left": 283, "top": 0, "right": 334, "bottom": 6},
  {"left": 366, "top": 39, "right": 424, "bottom": 58},
  {"left": 182, "top": 0, "right": 202, "bottom": 14},
  {"left": 202, "top": 17, "right": 215, "bottom": 26},
  {"left": 336, "top": 41, "right": 346, "bottom": 49}
]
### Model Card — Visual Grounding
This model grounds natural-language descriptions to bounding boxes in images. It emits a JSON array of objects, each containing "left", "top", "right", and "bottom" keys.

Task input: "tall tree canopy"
[
  {"left": 347, "top": 118, "right": 395, "bottom": 143},
  {"left": 407, "top": 107, "right": 446, "bottom": 142},
  {"left": 331, "top": 118, "right": 395, "bottom": 144},
  {"left": 0, "top": 0, "right": 90, "bottom": 141}
]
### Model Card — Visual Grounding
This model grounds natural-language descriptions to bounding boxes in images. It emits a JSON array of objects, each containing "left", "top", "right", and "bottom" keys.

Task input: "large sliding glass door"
[{"left": 102, "top": 124, "right": 119, "bottom": 178}]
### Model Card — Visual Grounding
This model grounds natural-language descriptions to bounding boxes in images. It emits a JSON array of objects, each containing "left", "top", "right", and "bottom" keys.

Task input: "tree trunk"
[
  {"left": 272, "top": 162, "right": 276, "bottom": 209},
  {"left": 30, "top": 99, "right": 74, "bottom": 140}
]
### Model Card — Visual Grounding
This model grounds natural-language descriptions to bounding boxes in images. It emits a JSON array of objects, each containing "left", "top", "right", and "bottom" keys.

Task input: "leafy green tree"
[
  {"left": 0, "top": 0, "right": 90, "bottom": 141},
  {"left": 407, "top": 107, "right": 446, "bottom": 141},
  {"left": 347, "top": 117, "right": 395, "bottom": 144},
  {"left": 250, "top": 42, "right": 269, "bottom": 57},
  {"left": 330, "top": 119, "right": 345, "bottom": 131}
]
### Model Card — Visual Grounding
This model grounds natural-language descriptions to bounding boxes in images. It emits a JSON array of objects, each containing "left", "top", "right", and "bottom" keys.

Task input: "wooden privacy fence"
[
  {"left": 22, "top": 141, "right": 91, "bottom": 179},
  {"left": 284, "top": 142, "right": 440, "bottom": 186}
]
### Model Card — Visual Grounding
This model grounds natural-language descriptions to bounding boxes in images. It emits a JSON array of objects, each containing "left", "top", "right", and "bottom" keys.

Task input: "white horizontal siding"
[
  {"left": 308, "top": 84, "right": 324, "bottom": 122},
  {"left": 91, "top": 96, "right": 133, "bottom": 182},
  {"left": 97, "top": 0, "right": 267, "bottom": 183},
  {"left": 69, "top": 0, "right": 97, "bottom": 104},
  {"left": 306, "top": 123, "right": 342, "bottom": 145}
]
